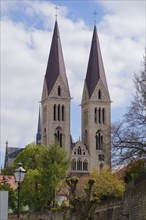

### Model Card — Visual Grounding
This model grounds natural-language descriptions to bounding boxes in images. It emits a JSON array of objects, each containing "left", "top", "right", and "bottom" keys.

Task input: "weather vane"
[
  {"left": 55, "top": 6, "right": 58, "bottom": 21},
  {"left": 93, "top": 10, "right": 97, "bottom": 26}
]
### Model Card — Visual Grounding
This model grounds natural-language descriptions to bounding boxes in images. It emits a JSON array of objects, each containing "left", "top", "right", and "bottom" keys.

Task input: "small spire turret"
[
  {"left": 4, "top": 141, "right": 9, "bottom": 168},
  {"left": 36, "top": 106, "right": 41, "bottom": 145}
]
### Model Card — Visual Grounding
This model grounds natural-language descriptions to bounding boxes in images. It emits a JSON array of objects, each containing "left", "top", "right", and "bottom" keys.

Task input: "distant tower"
[
  {"left": 81, "top": 25, "right": 111, "bottom": 171},
  {"left": 41, "top": 21, "right": 71, "bottom": 156},
  {"left": 4, "top": 141, "right": 9, "bottom": 168},
  {"left": 36, "top": 106, "right": 41, "bottom": 144}
]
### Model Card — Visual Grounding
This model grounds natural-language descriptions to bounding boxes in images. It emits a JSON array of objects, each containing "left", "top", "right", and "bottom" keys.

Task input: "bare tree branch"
[{"left": 112, "top": 55, "right": 146, "bottom": 167}]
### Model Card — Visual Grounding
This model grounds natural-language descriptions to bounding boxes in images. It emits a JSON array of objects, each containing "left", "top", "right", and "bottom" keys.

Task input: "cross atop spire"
[
  {"left": 93, "top": 10, "right": 97, "bottom": 26},
  {"left": 55, "top": 6, "right": 58, "bottom": 21}
]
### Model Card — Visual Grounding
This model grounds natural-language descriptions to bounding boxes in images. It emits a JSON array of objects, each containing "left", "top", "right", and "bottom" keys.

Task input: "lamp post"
[{"left": 14, "top": 163, "right": 26, "bottom": 220}]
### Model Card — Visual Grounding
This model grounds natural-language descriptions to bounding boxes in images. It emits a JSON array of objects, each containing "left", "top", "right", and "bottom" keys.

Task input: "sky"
[{"left": 0, "top": 0, "right": 145, "bottom": 168}]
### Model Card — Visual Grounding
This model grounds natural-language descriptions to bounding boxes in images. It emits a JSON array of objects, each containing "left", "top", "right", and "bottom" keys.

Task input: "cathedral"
[{"left": 36, "top": 20, "right": 111, "bottom": 174}]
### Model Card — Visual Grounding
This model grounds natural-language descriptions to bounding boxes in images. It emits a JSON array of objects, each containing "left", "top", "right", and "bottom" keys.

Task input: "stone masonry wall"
[
  {"left": 121, "top": 172, "right": 146, "bottom": 220},
  {"left": 9, "top": 173, "right": 146, "bottom": 220}
]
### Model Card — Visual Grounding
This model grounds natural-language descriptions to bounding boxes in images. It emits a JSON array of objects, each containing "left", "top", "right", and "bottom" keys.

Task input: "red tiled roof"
[{"left": 0, "top": 175, "right": 17, "bottom": 190}]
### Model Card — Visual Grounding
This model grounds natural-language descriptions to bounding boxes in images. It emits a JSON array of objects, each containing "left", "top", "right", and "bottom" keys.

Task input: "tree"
[
  {"left": 89, "top": 169, "right": 124, "bottom": 200},
  {"left": 13, "top": 142, "right": 69, "bottom": 211},
  {"left": 40, "top": 142, "right": 70, "bottom": 206},
  {"left": 127, "top": 159, "right": 146, "bottom": 181},
  {"left": 14, "top": 143, "right": 46, "bottom": 170},
  {"left": 20, "top": 169, "right": 43, "bottom": 211},
  {"left": 0, "top": 184, "right": 17, "bottom": 210},
  {"left": 1, "top": 166, "right": 14, "bottom": 175},
  {"left": 66, "top": 169, "right": 124, "bottom": 220},
  {"left": 112, "top": 55, "right": 146, "bottom": 166}
]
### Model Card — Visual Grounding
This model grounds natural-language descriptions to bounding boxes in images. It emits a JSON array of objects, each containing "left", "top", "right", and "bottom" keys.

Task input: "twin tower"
[{"left": 36, "top": 21, "right": 111, "bottom": 174}]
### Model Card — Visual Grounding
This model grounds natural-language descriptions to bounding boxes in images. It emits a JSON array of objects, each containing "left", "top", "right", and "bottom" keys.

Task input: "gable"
[{"left": 49, "top": 75, "right": 71, "bottom": 99}]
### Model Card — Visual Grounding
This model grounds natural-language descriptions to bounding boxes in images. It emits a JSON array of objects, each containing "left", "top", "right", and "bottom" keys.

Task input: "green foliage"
[
  {"left": 14, "top": 143, "right": 46, "bottom": 170},
  {"left": 128, "top": 159, "right": 146, "bottom": 180},
  {"left": 0, "top": 185, "right": 17, "bottom": 210},
  {"left": 1, "top": 166, "right": 14, "bottom": 175},
  {"left": 20, "top": 169, "right": 43, "bottom": 211},
  {"left": 14, "top": 142, "right": 69, "bottom": 211},
  {"left": 68, "top": 170, "right": 124, "bottom": 202},
  {"left": 89, "top": 169, "right": 125, "bottom": 200},
  {"left": 66, "top": 171, "right": 124, "bottom": 220},
  {"left": 40, "top": 142, "right": 70, "bottom": 205}
]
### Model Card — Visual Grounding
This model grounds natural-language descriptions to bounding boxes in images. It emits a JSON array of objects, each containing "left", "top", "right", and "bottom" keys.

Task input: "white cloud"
[
  {"left": 1, "top": 1, "right": 145, "bottom": 166},
  {"left": 98, "top": 0, "right": 145, "bottom": 108}
]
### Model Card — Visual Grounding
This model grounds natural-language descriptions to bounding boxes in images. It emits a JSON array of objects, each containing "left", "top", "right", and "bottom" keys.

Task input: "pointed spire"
[
  {"left": 85, "top": 25, "right": 109, "bottom": 98},
  {"left": 36, "top": 106, "right": 41, "bottom": 144},
  {"left": 4, "top": 141, "right": 9, "bottom": 168},
  {"left": 45, "top": 21, "right": 70, "bottom": 96}
]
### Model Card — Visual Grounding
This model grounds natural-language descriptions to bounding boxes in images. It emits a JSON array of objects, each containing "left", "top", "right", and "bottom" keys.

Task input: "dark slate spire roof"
[
  {"left": 36, "top": 106, "right": 41, "bottom": 144},
  {"left": 85, "top": 25, "right": 109, "bottom": 98},
  {"left": 45, "top": 21, "right": 70, "bottom": 96}
]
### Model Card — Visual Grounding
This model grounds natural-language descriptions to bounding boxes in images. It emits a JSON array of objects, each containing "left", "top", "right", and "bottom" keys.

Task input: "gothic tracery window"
[
  {"left": 55, "top": 129, "right": 62, "bottom": 147},
  {"left": 78, "top": 146, "right": 82, "bottom": 155},
  {"left": 71, "top": 159, "right": 76, "bottom": 170},
  {"left": 96, "top": 131, "right": 103, "bottom": 150},
  {"left": 77, "top": 159, "right": 82, "bottom": 170},
  {"left": 83, "top": 160, "right": 88, "bottom": 171}
]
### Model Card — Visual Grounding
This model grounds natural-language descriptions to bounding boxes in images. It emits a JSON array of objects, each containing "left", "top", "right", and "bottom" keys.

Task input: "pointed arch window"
[
  {"left": 94, "top": 108, "right": 97, "bottom": 123},
  {"left": 98, "top": 108, "right": 101, "bottom": 124},
  {"left": 58, "top": 86, "right": 61, "bottom": 96},
  {"left": 43, "top": 128, "right": 47, "bottom": 146},
  {"left": 62, "top": 105, "right": 65, "bottom": 121},
  {"left": 78, "top": 146, "right": 82, "bottom": 155},
  {"left": 77, "top": 159, "right": 82, "bottom": 170},
  {"left": 96, "top": 131, "right": 103, "bottom": 150},
  {"left": 71, "top": 159, "right": 76, "bottom": 170},
  {"left": 58, "top": 105, "right": 60, "bottom": 121},
  {"left": 83, "top": 160, "right": 88, "bottom": 171},
  {"left": 100, "top": 163, "right": 104, "bottom": 170},
  {"left": 84, "top": 130, "right": 88, "bottom": 146},
  {"left": 99, "top": 154, "right": 105, "bottom": 161},
  {"left": 53, "top": 105, "right": 56, "bottom": 121},
  {"left": 102, "top": 108, "right": 105, "bottom": 124},
  {"left": 55, "top": 129, "right": 62, "bottom": 147},
  {"left": 98, "top": 90, "right": 101, "bottom": 99},
  {"left": 43, "top": 128, "right": 46, "bottom": 137}
]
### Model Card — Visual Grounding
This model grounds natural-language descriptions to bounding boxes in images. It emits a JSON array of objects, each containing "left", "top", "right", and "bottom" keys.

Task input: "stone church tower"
[
  {"left": 41, "top": 21, "right": 71, "bottom": 157},
  {"left": 37, "top": 21, "right": 111, "bottom": 173},
  {"left": 81, "top": 25, "right": 111, "bottom": 171}
]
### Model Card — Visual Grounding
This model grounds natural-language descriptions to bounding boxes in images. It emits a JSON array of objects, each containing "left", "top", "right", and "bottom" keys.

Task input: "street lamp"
[{"left": 14, "top": 163, "right": 26, "bottom": 220}]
